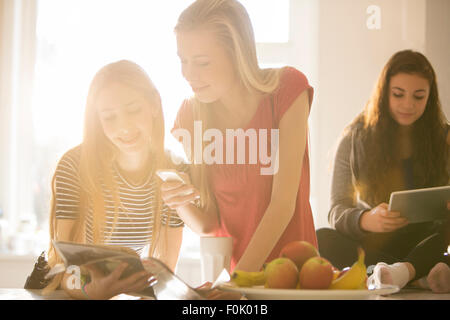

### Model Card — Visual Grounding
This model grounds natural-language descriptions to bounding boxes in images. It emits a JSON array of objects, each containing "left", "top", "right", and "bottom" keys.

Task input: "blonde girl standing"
[{"left": 163, "top": 0, "right": 317, "bottom": 273}]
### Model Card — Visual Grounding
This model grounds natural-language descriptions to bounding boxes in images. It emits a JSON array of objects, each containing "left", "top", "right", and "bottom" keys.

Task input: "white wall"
[
  {"left": 0, "top": 254, "right": 36, "bottom": 288},
  {"left": 425, "top": 0, "right": 450, "bottom": 119}
]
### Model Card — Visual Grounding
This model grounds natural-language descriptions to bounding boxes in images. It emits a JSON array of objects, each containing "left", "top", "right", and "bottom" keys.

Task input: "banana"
[
  {"left": 332, "top": 269, "right": 341, "bottom": 281},
  {"left": 329, "top": 247, "right": 367, "bottom": 290},
  {"left": 231, "top": 270, "right": 266, "bottom": 287},
  {"left": 357, "top": 278, "right": 368, "bottom": 289}
]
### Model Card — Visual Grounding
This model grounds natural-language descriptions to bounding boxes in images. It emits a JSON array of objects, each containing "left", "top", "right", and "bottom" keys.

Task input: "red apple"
[
  {"left": 279, "top": 241, "right": 319, "bottom": 271},
  {"left": 298, "top": 257, "right": 334, "bottom": 289},
  {"left": 264, "top": 258, "right": 299, "bottom": 289}
]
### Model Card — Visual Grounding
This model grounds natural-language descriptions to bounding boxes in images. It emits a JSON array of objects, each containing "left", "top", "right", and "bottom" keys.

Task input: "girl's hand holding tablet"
[
  {"left": 82, "top": 262, "right": 153, "bottom": 300},
  {"left": 158, "top": 170, "right": 200, "bottom": 210},
  {"left": 360, "top": 203, "right": 409, "bottom": 233}
]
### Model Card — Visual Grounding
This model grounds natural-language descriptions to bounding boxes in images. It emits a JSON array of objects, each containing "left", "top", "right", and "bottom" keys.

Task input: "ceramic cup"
[{"left": 199, "top": 236, "right": 233, "bottom": 283}]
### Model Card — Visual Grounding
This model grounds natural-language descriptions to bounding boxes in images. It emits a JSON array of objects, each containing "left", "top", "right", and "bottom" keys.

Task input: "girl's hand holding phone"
[
  {"left": 158, "top": 170, "right": 200, "bottom": 210},
  {"left": 360, "top": 202, "right": 409, "bottom": 233}
]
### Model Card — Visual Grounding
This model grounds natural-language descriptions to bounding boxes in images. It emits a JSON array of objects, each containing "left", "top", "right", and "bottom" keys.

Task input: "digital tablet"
[
  {"left": 388, "top": 186, "right": 450, "bottom": 223},
  {"left": 52, "top": 241, "right": 205, "bottom": 300}
]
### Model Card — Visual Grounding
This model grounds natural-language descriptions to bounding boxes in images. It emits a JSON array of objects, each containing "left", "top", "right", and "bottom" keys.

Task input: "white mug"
[{"left": 199, "top": 237, "right": 232, "bottom": 283}]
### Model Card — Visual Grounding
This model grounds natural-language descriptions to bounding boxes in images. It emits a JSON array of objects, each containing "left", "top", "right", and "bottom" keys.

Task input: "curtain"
[{"left": 0, "top": 0, "right": 37, "bottom": 236}]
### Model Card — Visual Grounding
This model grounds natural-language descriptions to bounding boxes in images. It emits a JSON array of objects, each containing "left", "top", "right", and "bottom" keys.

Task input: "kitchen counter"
[
  {"left": 0, "top": 288, "right": 448, "bottom": 300},
  {"left": 0, "top": 289, "right": 153, "bottom": 300},
  {"left": 375, "top": 288, "right": 450, "bottom": 300},
  {"left": 0, "top": 289, "right": 71, "bottom": 300}
]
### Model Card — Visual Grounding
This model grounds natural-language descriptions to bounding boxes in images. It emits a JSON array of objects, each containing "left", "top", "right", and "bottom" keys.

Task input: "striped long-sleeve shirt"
[{"left": 54, "top": 146, "right": 187, "bottom": 256}]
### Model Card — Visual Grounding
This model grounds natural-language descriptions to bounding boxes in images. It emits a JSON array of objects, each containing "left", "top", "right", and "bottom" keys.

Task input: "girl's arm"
[
  {"left": 161, "top": 164, "right": 220, "bottom": 236},
  {"left": 177, "top": 164, "right": 220, "bottom": 235},
  {"left": 166, "top": 106, "right": 221, "bottom": 235},
  {"left": 327, "top": 129, "right": 370, "bottom": 239},
  {"left": 175, "top": 202, "right": 219, "bottom": 236},
  {"left": 234, "top": 90, "right": 310, "bottom": 272},
  {"left": 329, "top": 129, "right": 407, "bottom": 236}
]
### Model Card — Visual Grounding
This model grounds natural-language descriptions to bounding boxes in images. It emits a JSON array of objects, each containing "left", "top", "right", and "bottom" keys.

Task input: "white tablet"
[{"left": 388, "top": 185, "right": 450, "bottom": 223}]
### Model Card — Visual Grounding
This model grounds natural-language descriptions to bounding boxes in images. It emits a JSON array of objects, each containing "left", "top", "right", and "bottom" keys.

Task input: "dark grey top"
[{"left": 328, "top": 126, "right": 450, "bottom": 240}]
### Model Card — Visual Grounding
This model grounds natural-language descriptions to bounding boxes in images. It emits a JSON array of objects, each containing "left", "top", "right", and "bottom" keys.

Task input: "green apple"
[{"left": 264, "top": 258, "right": 299, "bottom": 289}]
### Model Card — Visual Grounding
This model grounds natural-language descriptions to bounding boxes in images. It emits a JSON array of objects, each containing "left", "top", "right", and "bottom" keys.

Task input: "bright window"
[
  {"left": 30, "top": 0, "right": 195, "bottom": 256},
  {"left": 3, "top": 1, "right": 291, "bottom": 276},
  {"left": 241, "top": 0, "right": 289, "bottom": 43}
]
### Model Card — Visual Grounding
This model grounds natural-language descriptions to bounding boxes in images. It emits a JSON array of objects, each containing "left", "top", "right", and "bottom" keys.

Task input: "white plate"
[{"left": 218, "top": 283, "right": 400, "bottom": 300}]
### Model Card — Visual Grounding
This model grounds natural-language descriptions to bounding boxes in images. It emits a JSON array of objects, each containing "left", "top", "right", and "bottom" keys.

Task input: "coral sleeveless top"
[{"left": 172, "top": 67, "right": 317, "bottom": 270}]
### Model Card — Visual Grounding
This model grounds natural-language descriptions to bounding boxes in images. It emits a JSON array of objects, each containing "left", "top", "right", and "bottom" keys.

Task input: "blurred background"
[{"left": 0, "top": 0, "right": 449, "bottom": 288}]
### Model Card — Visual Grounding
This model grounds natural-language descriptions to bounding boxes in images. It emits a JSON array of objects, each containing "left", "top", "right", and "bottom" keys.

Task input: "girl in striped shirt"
[{"left": 44, "top": 60, "right": 197, "bottom": 299}]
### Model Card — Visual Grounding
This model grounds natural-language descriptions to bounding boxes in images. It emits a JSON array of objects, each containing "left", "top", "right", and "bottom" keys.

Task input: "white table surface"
[
  {"left": 0, "top": 289, "right": 71, "bottom": 300},
  {"left": 0, "top": 288, "right": 448, "bottom": 300}
]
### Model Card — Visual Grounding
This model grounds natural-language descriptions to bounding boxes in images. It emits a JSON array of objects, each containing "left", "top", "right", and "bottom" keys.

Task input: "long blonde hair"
[
  {"left": 175, "top": 0, "right": 281, "bottom": 210},
  {"left": 45, "top": 60, "right": 168, "bottom": 292}
]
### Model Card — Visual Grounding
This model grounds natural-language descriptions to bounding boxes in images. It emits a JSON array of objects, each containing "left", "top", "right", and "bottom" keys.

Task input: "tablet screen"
[{"left": 388, "top": 186, "right": 450, "bottom": 223}]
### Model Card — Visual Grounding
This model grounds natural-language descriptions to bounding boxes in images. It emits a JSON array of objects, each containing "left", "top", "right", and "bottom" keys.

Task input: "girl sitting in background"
[{"left": 317, "top": 50, "right": 450, "bottom": 293}]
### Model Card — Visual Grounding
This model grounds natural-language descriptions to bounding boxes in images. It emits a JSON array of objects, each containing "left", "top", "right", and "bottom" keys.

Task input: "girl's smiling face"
[
  {"left": 388, "top": 73, "right": 430, "bottom": 127},
  {"left": 176, "top": 27, "right": 238, "bottom": 104},
  {"left": 96, "top": 82, "right": 154, "bottom": 156}
]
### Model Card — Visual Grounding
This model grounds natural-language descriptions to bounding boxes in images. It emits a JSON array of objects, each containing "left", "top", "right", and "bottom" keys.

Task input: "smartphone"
[
  {"left": 156, "top": 169, "right": 185, "bottom": 183},
  {"left": 156, "top": 169, "right": 199, "bottom": 199}
]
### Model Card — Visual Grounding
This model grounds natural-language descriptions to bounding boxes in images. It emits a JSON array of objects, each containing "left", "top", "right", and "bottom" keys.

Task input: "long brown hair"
[
  {"left": 174, "top": 0, "right": 281, "bottom": 211},
  {"left": 349, "top": 50, "right": 448, "bottom": 205},
  {"left": 45, "top": 60, "right": 168, "bottom": 292}
]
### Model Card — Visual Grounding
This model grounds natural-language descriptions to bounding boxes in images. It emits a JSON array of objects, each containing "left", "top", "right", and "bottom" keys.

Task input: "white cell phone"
[
  {"left": 156, "top": 169, "right": 185, "bottom": 183},
  {"left": 156, "top": 169, "right": 198, "bottom": 199}
]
